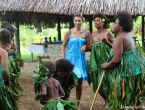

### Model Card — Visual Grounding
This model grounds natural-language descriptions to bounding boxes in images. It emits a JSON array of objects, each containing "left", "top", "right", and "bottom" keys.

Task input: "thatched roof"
[
  {"left": 0, "top": 0, "right": 144, "bottom": 27},
  {"left": 0, "top": 0, "right": 145, "bottom": 15}
]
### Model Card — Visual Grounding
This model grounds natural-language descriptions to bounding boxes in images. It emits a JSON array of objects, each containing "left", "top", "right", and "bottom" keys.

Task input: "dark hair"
[
  {"left": 1, "top": 22, "right": 17, "bottom": 33},
  {"left": 0, "top": 29, "right": 11, "bottom": 44},
  {"left": 56, "top": 59, "right": 74, "bottom": 73},
  {"left": 1, "top": 22, "right": 9, "bottom": 28},
  {"left": 44, "top": 61, "right": 56, "bottom": 75},
  {"left": 73, "top": 12, "right": 83, "bottom": 20},
  {"left": 115, "top": 11, "right": 133, "bottom": 32},
  {"left": 93, "top": 13, "right": 108, "bottom": 29}
]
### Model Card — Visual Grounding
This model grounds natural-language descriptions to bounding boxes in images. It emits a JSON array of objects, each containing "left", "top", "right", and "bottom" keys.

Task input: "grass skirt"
[
  {"left": 106, "top": 49, "right": 145, "bottom": 109},
  {"left": 88, "top": 42, "right": 111, "bottom": 93},
  {"left": 44, "top": 99, "right": 79, "bottom": 110}
]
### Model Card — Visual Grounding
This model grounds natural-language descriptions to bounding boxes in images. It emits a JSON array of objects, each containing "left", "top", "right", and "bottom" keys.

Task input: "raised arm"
[
  {"left": 0, "top": 49, "right": 11, "bottom": 86},
  {"left": 102, "top": 31, "right": 115, "bottom": 48},
  {"left": 61, "top": 30, "right": 70, "bottom": 58},
  {"left": 102, "top": 36, "right": 123, "bottom": 70}
]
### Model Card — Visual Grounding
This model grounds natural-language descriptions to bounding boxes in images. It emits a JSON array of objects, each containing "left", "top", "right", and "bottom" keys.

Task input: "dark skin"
[
  {"left": 36, "top": 74, "right": 65, "bottom": 101},
  {"left": 91, "top": 17, "right": 114, "bottom": 109},
  {"left": 91, "top": 17, "right": 114, "bottom": 48},
  {"left": 0, "top": 42, "right": 11, "bottom": 86},
  {"left": 6, "top": 38, "right": 16, "bottom": 55},
  {"left": 102, "top": 19, "right": 145, "bottom": 110},
  {"left": 53, "top": 71, "right": 71, "bottom": 92},
  {"left": 102, "top": 18, "right": 135, "bottom": 69}
]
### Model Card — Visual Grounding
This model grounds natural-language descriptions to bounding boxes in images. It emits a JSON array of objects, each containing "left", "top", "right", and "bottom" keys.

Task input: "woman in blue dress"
[{"left": 62, "top": 12, "right": 91, "bottom": 109}]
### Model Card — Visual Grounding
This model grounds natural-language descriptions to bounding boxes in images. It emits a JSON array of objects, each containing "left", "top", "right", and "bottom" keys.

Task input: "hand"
[
  {"left": 102, "top": 62, "right": 109, "bottom": 69},
  {"left": 81, "top": 45, "right": 86, "bottom": 52},
  {"left": 102, "top": 37, "right": 109, "bottom": 44}
]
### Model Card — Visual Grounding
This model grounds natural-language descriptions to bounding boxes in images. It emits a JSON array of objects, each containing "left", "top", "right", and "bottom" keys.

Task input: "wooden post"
[
  {"left": 89, "top": 16, "right": 92, "bottom": 33},
  {"left": 142, "top": 16, "right": 144, "bottom": 48},
  {"left": 57, "top": 15, "right": 61, "bottom": 41},
  {"left": 31, "top": 52, "right": 33, "bottom": 62},
  {"left": 15, "top": 12, "right": 21, "bottom": 56},
  {"left": 69, "top": 16, "right": 73, "bottom": 29}
]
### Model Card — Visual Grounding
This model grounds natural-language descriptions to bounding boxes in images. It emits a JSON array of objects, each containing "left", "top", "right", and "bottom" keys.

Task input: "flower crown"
[{"left": 102, "top": 18, "right": 105, "bottom": 23}]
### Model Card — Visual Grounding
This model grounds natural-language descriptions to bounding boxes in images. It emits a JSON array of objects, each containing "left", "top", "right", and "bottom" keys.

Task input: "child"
[
  {"left": 36, "top": 61, "right": 65, "bottom": 101},
  {"left": 53, "top": 59, "right": 78, "bottom": 100},
  {"left": 33, "top": 60, "right": 78, "bottom": 110}
]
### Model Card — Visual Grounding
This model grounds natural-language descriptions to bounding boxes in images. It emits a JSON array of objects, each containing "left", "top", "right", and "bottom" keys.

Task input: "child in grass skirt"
[
  {"left": 33, "top": 61, "right": 78, "bottom": 110},
  {"left": 53, "top": 58, "right": 78, "bottom": 100},
  {"left": 102, "top": 11, "right": 145, "bottom": 110}
]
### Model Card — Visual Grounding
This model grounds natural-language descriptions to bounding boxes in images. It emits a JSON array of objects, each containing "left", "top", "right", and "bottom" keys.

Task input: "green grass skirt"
[
  {"left": 88, "top": 42, "right": 111, "bottom": 93},
  {"left": 44, "top": 99, "right": 79, "bottom": 110},
  {"left": 8, "top": 53, "right": 23, "bottom": 102},
  {"left": 106, "top": 49, "right": 145, "bottom": 109}
]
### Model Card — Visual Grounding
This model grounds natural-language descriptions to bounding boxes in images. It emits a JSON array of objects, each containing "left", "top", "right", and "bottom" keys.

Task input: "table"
[{"left": 28, "top": 44, "right": 45, "bottom": 61}]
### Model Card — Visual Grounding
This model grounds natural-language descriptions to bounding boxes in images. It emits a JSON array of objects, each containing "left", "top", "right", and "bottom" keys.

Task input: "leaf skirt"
[{"left": 107, "top": 49, "right": 145, "bottom": 109}]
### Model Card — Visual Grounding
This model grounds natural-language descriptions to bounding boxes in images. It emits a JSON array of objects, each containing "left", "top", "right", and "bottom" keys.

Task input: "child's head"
[
  {"left": 44, "top": 61, "right": 56, "bottom": 75},
  {"left": 55, "top": 59, "right": 74, "bottom": 77}
]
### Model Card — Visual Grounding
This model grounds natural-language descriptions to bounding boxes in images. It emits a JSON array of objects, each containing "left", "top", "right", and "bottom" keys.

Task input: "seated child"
[
  {"left": 53, "top": 59, "right": 78, "bottom": 100},
  {"left": 33, "top": 60, "right": 78, "bottom": 110}
]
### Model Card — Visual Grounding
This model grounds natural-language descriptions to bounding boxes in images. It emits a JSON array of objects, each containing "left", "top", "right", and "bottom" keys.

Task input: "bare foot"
[
  {"left": 102, "top": 102, "right": 108, "bottom": 110},
  {"left": 77, "top": 104, "right": 80, "bottom": 110}
]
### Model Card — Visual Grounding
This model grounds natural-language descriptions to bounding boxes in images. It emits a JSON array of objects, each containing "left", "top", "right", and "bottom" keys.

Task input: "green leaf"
[{"left": 57, "top": 101, "right": 64, "bottom": 110}]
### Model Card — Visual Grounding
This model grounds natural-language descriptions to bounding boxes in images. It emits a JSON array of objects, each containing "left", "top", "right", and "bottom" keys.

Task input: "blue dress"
[{"left": 66, "top": 30, "right": 88, "bottom": 80}]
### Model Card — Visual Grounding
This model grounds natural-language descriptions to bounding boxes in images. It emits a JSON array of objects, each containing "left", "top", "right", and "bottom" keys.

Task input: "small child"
[
  {"left": 36, "top": 61, "right": 65, "bottom": 101},
  {"left": 33, "top": 61, "right": 78, "bottom": 110},
  {"left": 53, "top": 59, "right": 78, "bottom": 100}
]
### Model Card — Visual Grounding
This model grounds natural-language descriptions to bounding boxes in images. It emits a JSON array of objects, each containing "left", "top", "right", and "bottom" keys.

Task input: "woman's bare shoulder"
[
  {"left": 65, "top": 29, "right": 71, "bottom": 34},
  {"left": 0, "top": 48, "right": 7, "bottom": 54}
]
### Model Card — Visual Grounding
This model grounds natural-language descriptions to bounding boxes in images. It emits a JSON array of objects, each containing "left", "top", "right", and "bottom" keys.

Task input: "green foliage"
[
  {"left": 32, "top": 62, "right": 50, "bottom": 104},
  {"left": 132, "top": 16, "right": 142, "bottom": 38},
  {"left": 44, "top": 99, "right": 79, "bottom": 110}
]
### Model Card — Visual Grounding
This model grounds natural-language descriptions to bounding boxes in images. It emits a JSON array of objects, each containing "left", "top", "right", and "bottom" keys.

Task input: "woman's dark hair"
[
  {"left": 0, "top": 29, "right": 11, "bottom": 44},
  {"left": 73, "top": 12, "right": 83, "bottom": 20},
  {"left": 1, "top": 22, "right": 17, "bottom": 33},
  {"left": 115, "top": 11, "right": 133, "bottom": 32},
  {"left": 44, "top": 61, "right": 56, "bottom": 75},
  {"left": 93, "top": 13, "right": 108, "bottom": 29},
  {"left": 56, "top": 59, "right": 74, "bottom": 73}
]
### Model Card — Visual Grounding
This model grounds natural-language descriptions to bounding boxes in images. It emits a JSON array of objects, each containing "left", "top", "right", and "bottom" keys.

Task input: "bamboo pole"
[{"left": 90, "top": 71, "right": 105, "bottom": 110}]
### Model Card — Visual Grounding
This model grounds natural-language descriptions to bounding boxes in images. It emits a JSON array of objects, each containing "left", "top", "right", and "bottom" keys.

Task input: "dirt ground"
[{"left": 18, "top": 62, "right": 104, "bottom": 110}]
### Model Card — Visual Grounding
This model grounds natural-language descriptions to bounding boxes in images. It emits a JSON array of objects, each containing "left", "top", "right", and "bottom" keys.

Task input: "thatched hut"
[{"left": 0, "top": 0, "right": 145, "bottom": 54}]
